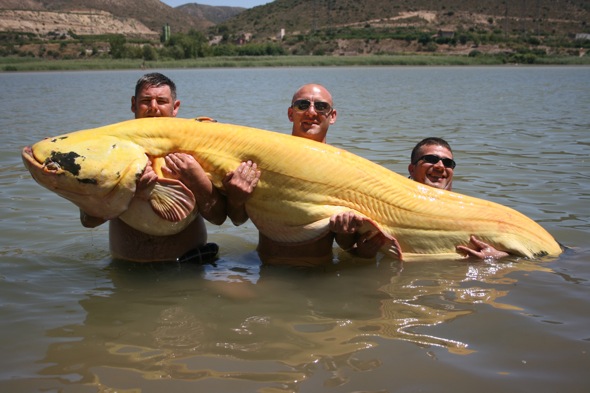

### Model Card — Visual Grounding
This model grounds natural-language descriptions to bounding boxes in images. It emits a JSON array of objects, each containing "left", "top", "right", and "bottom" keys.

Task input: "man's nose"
[
  {"left": 306, "top": 103, "right": 317, "bottom": 115},
  {"left": 432, "top": 160, "right": 446, "bottom": 169}
]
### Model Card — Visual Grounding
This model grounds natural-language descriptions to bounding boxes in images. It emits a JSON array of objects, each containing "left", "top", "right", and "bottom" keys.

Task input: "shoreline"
[{"left": 2, "top": 54, "right": 590, "bottom": 72}]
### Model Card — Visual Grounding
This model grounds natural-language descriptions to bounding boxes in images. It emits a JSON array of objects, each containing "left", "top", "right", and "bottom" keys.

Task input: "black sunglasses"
[
  {"left": 414, "top": 154, "right": 456, "bottom": 169},
  {"left": 291, "top": 99, "right": 332, "bottom": 115}
]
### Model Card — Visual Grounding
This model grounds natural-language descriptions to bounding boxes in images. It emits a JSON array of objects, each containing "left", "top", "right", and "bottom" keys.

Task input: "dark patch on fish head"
[
  {"left": 78, "top": 177, "right": 98, "bottom": 185},
  {"left": 44, "top": 151, "right": 98, "bottom": 185},
  {"left": 50, "top": 136, "right": 69, "bottom": 143},
  {"left": 45, "top": 151, "right": 82, "bottom": 175}
]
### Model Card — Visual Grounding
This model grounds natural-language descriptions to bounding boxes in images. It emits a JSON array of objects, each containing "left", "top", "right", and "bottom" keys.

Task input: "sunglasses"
[
  {"left": 291, "top": 99, "right": 332, "bottom": 115},
  {"left": 414, "top": 154, "right": 456, "bottom": 169}
]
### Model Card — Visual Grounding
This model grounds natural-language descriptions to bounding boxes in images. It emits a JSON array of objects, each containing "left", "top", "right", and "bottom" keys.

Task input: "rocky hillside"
[
  {"left": 0, "top": 0, "right": 244, "bottom": 39},
  {"left": 0, "top": 0, "right": 588, "bottom": 60},
  {"left": 3, "top": 0, "right": 588, "bottom": 43},
  {"left": 0, "top": 8, "right": 159, "bottom": 39}
]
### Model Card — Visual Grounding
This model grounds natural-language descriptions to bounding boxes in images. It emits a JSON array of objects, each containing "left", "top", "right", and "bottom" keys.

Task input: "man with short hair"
[
  {"left": 331, "top": 137, "right": 509, "bottom": 260},
  {"left": 408, "top": 137, "right": 455, "bottom": 191},
  {"left": 81, "top": 72, "right": 226, "bottom": 263},
  {"left": 408, "top": 137, "right": 508, "bottom": 259}
]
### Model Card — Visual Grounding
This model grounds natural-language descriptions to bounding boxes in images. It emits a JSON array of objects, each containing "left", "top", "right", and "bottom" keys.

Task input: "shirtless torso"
[
  {"left": 108, "top": 215, "right": 208, "bottom": 262},
  {"left": 256, "top": 232, "right": 335, "bottom": 266}
]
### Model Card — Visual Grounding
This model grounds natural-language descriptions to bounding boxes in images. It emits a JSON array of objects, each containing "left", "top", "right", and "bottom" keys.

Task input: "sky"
[{"left": 160, "top": 0, "right": 272, "bottom": 8}]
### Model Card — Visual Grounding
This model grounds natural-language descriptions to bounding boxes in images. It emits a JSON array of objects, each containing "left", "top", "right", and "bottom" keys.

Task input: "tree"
[
  {"left": 108, "top": 35, "right": 126, "bottom": 59},
  {"left": 166, "top": 30, "right": 207, "bottom": 59},
  {"left": 142, "top": 44, "right": 157, "bottom": 61}
]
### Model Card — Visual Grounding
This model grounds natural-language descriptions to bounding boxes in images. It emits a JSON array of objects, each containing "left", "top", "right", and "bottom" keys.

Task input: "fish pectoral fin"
[
  {"left": 358, "top": 218, "right": 403, "bottom": 261},
  {"left": 150, "top": 179, "right": 196, "bottom": 222}
]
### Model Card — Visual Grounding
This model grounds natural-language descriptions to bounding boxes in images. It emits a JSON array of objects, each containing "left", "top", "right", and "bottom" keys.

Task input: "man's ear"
[
  {"left": 407, "top": 163, "right": 415, "bottom": 178},
  {"left": 329, "top": 109, "right": 337, "bottom": 125},
  {"left": 131, "top": 96, "right": 137, "bottom": 114},
  {"left": 173, "top": 100, "right": 180, "bottom": 117}
]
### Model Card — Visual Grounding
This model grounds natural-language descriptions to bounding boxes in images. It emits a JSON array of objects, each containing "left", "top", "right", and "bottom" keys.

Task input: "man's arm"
[
  {"left": 457, "top": 235, "right": 510, "bottom": 260},
  {"left": 330, "top": 211, "right": 385, "bottom": 259},
  {"left": 223, "top": 161, "right": 260, "bottom": 226}
]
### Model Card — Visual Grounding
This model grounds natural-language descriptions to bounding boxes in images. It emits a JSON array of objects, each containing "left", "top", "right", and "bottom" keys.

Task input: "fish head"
[{"left": 22, "top": 131, "right": 148, "bottom": 220}]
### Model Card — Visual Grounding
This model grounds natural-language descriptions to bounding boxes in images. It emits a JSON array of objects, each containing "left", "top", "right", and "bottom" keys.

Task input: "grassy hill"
[
  {"left": 218, "top": 0, "right": 589, "bottom": 40},
  {"left": 211, "top": 0, "right": 589, "bottom": 58},
  {"left": 0, "top": 0, "right": 589, "bottom": 66},
  {"left": 2, "top": 0, "right": 588, "bottom": 39},
  {"left": 177, "top": 3, "right": 244, "bottom": 25}
]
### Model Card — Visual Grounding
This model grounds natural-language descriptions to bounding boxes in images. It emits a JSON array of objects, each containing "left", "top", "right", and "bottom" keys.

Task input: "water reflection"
[{"left": 38, "top": 252, "right": 553, "bottom": 390}]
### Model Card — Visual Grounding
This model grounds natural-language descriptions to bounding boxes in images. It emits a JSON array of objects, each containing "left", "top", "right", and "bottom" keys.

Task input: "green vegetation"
[
  {"left": 2, "top": 53, "right": 589, "bottom": 73},
  {"left": 2, "top": 0, "right": 589, "bottom": 72},
  {"left": 3, "top": 25, "right": 588, "bottom": 72}
]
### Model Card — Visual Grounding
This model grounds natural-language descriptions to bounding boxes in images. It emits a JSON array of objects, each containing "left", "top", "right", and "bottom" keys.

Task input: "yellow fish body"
[{"left": 22, "top": 117, "right": 562, "bottom": 261}]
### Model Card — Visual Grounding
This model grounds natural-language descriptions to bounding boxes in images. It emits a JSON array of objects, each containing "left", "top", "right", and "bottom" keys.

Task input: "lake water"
[{"left": 1, "top": 66, "right": 589, "bottom": 392}]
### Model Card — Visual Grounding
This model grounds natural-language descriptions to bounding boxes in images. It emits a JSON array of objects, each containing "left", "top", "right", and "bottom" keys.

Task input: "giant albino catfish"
[{"left": 22, "top": 117, "right": 562, "bottom": 261}]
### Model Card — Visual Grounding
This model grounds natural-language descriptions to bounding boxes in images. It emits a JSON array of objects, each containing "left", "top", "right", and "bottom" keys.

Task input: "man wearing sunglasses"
[
  {"left": 223, "top": 83, "right": 334, "bottom": 226},
  {"left": 408, "top": 137, "right": 455, "bottom": 191},
  {"left": 223, "top": 84, "right": 387, "bottom": 265},
  {"left": 332, "top": 138, "right": 460, "bottom": 259},
  {"left": 224, "top": 83, "right": 337, "bottom": 227},
  {"left": 287, "top": 88, "right": 337, "bottom": 143},
  {"left": 407, "top": 137, "right": 508, "bottom": 260}
]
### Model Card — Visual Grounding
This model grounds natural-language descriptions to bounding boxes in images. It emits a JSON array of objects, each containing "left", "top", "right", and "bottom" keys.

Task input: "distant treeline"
[
  {"left": 110, "top": 30, "right": 286, "bottom": 60},
  {"left": 2, "top": 25, "right": 589, "bottom": 64}
]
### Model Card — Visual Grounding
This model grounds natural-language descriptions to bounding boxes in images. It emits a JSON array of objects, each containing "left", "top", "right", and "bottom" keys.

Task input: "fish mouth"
[
  {"left": 21, "top": 146, "right": 68, "bottom": 195},
  {"left": 22, "top": 146, "right": 63, "bottom": 175},
  {"left": 22, "top": 146, "right": 97, "bottom": 201},
  {"left": 22, "top": 146, "right": 43, "bottom": 170},
  {"left": 22, "top": 146, "right": 85, "bottom": 177}
]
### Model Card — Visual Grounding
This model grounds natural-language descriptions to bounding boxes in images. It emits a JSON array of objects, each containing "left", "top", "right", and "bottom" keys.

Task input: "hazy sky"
[{"left": 161, "top": 0, "right": 272, "bottom": 8}]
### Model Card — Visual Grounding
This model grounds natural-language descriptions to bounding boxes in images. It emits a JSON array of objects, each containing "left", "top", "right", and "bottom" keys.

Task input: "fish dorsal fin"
[
  {"left": 150, "top": 179, "right": 196, "bottom": 222},
  {"left": 194, "top": 116, "right": 217, "bottom": 123}
]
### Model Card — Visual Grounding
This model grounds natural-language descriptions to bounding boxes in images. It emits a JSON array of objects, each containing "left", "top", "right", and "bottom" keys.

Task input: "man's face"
[
  {"left": 131, "top": 84, "right": 179, "bottom": 118},
  {"left": 408, "top": 144, "right": 455, "bottom": 191},
  {"left": 288, "top": 85, "right": 337, "bottom": 143}
]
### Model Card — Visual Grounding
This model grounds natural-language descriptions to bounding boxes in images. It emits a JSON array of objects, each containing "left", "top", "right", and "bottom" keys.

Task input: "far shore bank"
[{"left": 2, "top": 54, "right": 590, "bottom": 72}]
